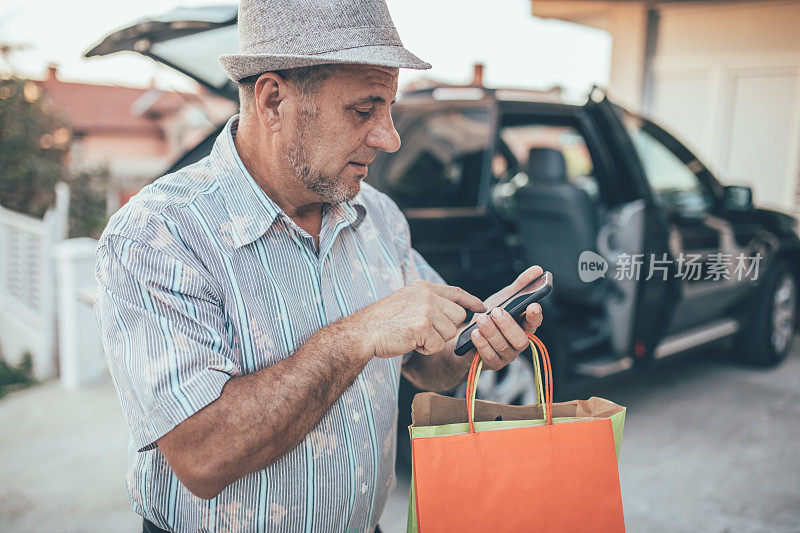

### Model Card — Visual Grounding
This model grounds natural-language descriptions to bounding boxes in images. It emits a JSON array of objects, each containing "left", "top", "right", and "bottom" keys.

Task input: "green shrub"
[{"left": 0, "top": 351, "right": 35, "bottom": 398}]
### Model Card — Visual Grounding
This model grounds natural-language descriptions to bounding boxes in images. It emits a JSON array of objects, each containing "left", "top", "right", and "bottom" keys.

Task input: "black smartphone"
[{"left": 454, "top": 271, "right": 553, "bottom": 356}]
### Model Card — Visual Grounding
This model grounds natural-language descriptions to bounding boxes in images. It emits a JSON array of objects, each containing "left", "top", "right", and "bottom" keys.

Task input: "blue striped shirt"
[{"left": 94, "top": 114, "right": 443, "bottom": 532}]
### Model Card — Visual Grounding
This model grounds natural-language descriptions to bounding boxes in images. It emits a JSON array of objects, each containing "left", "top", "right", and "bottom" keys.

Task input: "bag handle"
[
  {"left": 466, "top": 332, "right": 553, "bottom": 434},
  {"left": 531, "top": 338, "right": 546, "bottom": 408},
  {"left": 466, "top": 337, "right": 544, "bottom": 428}
]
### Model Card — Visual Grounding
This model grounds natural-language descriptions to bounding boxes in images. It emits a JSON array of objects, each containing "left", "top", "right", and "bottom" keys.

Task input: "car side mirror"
[
  {"left": 723, "top": 185, "right": 753, "bottom": 211},
  {"left": 661, "top": 190, "right": 711, "bottom": 222}
]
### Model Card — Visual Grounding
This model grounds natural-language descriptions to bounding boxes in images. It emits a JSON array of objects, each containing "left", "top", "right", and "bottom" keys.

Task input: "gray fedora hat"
[{"left": 219, "top": 0, "right": 431, "bottom": 82}]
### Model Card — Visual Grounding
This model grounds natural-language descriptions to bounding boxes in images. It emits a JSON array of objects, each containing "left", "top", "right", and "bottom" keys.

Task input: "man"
[{"left": 94, "top": 0, "right": 544, "bottom": 531}]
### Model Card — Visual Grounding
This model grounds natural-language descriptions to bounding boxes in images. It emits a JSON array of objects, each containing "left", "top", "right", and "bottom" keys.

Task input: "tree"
[
  {"left": 0, "top": 75, "right": 68, "bottom": 217},
  {"left": 0, "top": 67, "right": 110, "bottom": 238},
  {"left": 67, "top": 165, "right": 110, "bottom": 239}
]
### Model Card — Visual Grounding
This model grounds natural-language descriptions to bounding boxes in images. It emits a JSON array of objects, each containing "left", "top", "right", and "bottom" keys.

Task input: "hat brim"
[{"left": 219, "top": 45, "right": 431, "bottom": 82}]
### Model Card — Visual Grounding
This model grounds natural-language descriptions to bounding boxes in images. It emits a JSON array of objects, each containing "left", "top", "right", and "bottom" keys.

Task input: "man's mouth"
[{"left": 348, "top": 162, "right": 369, "bottom": 173}]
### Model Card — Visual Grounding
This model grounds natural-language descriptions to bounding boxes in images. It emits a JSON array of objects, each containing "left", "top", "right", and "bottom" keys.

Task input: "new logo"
[{"left": 578, "top": 251, "right": 608, "bottom": 282}]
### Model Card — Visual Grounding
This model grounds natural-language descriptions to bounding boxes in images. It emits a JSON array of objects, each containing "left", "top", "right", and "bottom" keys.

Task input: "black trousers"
[{"left": 144, "top": 518, "right": 383, "bottom": 532}]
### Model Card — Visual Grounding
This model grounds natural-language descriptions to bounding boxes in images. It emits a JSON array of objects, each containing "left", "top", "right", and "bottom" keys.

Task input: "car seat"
[{"left": 512, "top": 147, "right": 604, "bottom": 308}]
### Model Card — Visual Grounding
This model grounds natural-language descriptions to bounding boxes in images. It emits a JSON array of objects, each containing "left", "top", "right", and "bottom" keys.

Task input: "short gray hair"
[{"left": 237, "top": 64, "right": 342, "bottom": 114}]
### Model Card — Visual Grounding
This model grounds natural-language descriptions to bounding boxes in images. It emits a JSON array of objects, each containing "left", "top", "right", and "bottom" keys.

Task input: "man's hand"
[
  {"left": 466, "top": 265, "right": 545, "bottom": 371},
  {"left": 344, "top": 280, "right": 486, "bottom": 358}
]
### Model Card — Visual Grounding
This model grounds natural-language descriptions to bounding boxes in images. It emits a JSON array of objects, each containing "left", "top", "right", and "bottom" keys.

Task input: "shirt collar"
[{"left": 213, "top": 114, "right": 366, "bottom": 249}]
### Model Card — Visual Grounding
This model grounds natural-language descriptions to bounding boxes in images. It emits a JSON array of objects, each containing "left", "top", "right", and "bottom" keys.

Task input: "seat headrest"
[{"left": 528, "top": 147, "right": 567, "bottom": 183}]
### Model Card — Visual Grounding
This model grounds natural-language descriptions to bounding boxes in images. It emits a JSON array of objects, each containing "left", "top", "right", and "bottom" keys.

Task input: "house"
[
  {"left": 402, "top": 63, "right": 564, "bottom": 101},
  {"left": 37, "top": 65, "right": 237, "bottom": 213},
  {"left": 531, "top": 0, "right": 800, "bottom": 216}
]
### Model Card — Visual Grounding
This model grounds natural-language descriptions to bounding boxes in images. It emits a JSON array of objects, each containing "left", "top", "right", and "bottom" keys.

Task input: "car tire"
[
  {"left": 453, "top": 324, "right": 566, "bottom": 405},
  {"left": 396, "top": 424, "right": 413, "bottom": 471},
  {"left": 738, "top": 260, "right": 797, "bottom": 366},
  {"left": 454, "top": 348, "right": 539, "bottom": 406},
  {"left": 395, "top": 376, "right": 419, "bottom": 471}
]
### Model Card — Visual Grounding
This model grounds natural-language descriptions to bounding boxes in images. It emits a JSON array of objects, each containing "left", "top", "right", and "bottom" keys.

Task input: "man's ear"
[{"left": 254, "top": 73, "right": 285, "bottom": 133}]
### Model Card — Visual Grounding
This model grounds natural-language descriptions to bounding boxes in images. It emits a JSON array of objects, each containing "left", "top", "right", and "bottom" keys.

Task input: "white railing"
[{"left": 0, "top": 182, "right": 69, "bottom": 380}]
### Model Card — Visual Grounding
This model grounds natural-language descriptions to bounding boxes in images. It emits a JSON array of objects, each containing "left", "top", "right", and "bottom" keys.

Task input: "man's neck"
[
  {"left": 232, "top": 116, "right": 325, "bottom": 250},
  {"left": 233, "top": 116, "right": 324, "bottom": 224}
]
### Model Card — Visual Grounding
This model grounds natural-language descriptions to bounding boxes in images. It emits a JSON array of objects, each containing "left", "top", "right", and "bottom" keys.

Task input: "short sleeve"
[{"left": 94, "top": 233, "right": 240, "bottom": 452}]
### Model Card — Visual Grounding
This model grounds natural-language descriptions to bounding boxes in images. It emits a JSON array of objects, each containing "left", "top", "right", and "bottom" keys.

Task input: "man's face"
[{"left": 283, "top": 65, "right": 401, "bottom": 203}]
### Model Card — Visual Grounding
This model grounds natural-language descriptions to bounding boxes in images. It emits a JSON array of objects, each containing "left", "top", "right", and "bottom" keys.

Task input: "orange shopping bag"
[{"left": 409, "top": 333, "right": 625, "bottom": 532}]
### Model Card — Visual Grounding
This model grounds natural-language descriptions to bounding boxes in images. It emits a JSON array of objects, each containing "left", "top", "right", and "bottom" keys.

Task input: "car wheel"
[
  {"left": 454, "top": 350, "right": 539, "bottom": 406},
  {"left": 738, "top": 260, "right": 797, "bottom": 366},
  {"left": 395, "top": 376, "right": 417, "bottom": 471}
]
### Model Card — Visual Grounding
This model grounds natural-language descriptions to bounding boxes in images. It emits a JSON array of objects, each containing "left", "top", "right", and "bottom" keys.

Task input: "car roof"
[{"left": 394, "top": 87, "right": 586, "bottom": 117}]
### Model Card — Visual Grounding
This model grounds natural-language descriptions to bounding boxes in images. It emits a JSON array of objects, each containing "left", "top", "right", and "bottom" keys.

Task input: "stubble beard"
[{"left": 286, "top": 102, "right": 361, "bottom": 204}]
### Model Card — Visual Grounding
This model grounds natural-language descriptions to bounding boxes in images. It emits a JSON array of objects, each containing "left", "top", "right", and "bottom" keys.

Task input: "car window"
[
  {"left": 498, "top": 122, "right": 600, "bottom": 202},
  {"left": 622, "top": 114, "right": 712, "bottom": 212},
  {"left": 381, "top": 108, "right": 491, "bottom": 208}
]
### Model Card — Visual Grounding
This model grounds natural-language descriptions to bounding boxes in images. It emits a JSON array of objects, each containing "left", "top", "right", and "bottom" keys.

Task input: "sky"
[{"left": 0, "top": 0, "right": 611, "bottom": 101}]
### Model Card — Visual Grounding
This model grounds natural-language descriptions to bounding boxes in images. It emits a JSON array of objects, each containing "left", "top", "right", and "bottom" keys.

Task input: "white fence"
[
  {"left": 54, "top": 238, "right": 105, "bottom": 390},
  {"left": 0, "top": 182, "right": 69, "bottom": 379}
]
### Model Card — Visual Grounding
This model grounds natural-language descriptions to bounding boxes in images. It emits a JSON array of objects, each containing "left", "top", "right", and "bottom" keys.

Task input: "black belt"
[{"left": 144, "top": 518, "right": 383, "bottom": 532}]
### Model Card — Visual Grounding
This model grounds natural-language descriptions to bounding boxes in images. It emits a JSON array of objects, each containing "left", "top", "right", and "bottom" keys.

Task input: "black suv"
[{"left": 89, "top": 7, "right": 800, "bottom": 461}]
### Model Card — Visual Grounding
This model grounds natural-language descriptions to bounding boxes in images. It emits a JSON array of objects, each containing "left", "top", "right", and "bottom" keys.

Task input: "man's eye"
[{"left": 355, "top": 108, "right": 373, "bottom": 118}]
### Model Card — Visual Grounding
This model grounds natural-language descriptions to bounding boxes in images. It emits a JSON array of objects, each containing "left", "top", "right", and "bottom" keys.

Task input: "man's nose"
[{"left": 365, "top": 112, "right": 401, "bottom": 153}]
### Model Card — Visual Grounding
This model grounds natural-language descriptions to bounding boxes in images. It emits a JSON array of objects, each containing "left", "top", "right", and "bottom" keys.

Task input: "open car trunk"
[{"left": 84, "top": 5, "right": 240, "bottom": 101}]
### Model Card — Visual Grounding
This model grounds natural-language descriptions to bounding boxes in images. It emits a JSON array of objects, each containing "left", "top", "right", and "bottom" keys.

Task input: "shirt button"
[
  {"left": 361, "top": 483, "right": 368, "bottom": 494},
  {"left": 352, "top": 411, "right": 361, "bottom": 422}
]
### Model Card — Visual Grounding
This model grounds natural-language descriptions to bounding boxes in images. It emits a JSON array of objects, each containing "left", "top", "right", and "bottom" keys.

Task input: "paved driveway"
[
  {"left": 1, "top": 338, "right": 798, "bottom": 532},
  {"left": 0, "top": 378, "right": 138, "bottom": 532}
]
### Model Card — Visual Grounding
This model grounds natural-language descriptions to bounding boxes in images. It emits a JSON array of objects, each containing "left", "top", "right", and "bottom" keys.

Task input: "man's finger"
[
  {"left": 431, "top": 284, "right": 486, "bottom": 313},
  {"left": 490, "top": 308, "right": 530, "bottom": 353},
  {"left": 484, "top": 265, "right": 544, "bottom": 309},
  {"left": 504, "top": 265, "right": 544, "bottom": 298},
  {"left": 471, "top": 329, "right": 503, "bottom": 371},
  {"left": 522, "top": 302, "right": 543, "bottom": 332},
  {"left": 435, "top": 296, "right": 469, "bottom": 325},
  {"left": 417, "top": 323, "right": 446, "bottom": 355},
  {"left": 429, "top": 309, "right": 458, "bottom": 342},
  {"left": 475, "top": 311, "right": 518, "bottom": 363}
]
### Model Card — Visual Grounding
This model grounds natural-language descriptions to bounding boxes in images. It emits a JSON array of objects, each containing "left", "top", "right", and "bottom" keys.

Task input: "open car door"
[{"left": 583, "top": 89, "right": 679, "bottom": 368}]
